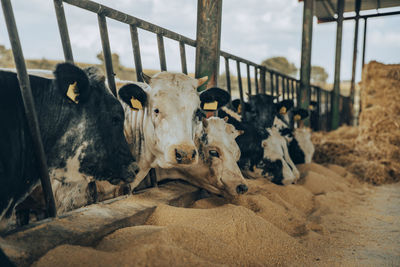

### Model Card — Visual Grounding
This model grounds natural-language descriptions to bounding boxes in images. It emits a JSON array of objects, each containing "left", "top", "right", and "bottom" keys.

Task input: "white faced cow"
[
  {"left": 118, "top": 72, "right": 230, "bottom": 189},
  {"left": 259, "top": 127, "right": 300, "bottom": 185},
  {"left": 156, "top": 117, "right": 248, "bottom": 198}
]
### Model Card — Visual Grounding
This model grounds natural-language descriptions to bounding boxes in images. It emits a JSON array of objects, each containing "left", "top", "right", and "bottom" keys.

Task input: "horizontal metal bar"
[
  {"left": 318, "top": 10, "right": 400, "bottom": 23},
  {"left": 62, "top": 0, "right": 196, "bottom": 46}
]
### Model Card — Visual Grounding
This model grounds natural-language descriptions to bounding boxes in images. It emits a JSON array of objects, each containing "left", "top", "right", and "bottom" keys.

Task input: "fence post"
[
  {"left": 349, "top": 0, "right": 361, "bottom": 126},
  {"left": 299, "top": 0, "right": 314, "bottom": 126},
  {"left": 195, "top": 0, "right": 223, "bottom": 90},
  {"left": 1, "top": 0, "right": 57, "bottom": 217},
  {"left": 331, "top": 0, "right": 344, "bottom": 130}
]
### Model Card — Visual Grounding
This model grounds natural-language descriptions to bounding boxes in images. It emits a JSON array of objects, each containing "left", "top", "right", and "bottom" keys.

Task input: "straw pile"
[{"left": 313, "top": 61, "right": 400, "bottom": 184}]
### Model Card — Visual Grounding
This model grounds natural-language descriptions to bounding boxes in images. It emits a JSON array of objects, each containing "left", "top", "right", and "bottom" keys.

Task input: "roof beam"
[{"left": 318, "top": 10, "right": 400, "bottom": 23}]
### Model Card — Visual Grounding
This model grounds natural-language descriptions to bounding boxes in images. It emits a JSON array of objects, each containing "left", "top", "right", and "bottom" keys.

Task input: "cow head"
[
  {"left": 240, "top": 94, "right": 277, "bottom": 136},
  {"left": 258, "top": 128, "right": 299, "bottom": 185},
  {"left": 190, "top": 117, "right": 247, "bottom": 197},
  {"left": 118, "top": 72, "right": 229, "bottom": 169},
  {"left": 49, "top": 63, "right": 139, "bottom": 187}
]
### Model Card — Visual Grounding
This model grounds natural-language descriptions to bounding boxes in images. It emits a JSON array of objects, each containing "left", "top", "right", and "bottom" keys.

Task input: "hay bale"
[{"left": 312, "top": 61, "right": 400, "bottom": 184}]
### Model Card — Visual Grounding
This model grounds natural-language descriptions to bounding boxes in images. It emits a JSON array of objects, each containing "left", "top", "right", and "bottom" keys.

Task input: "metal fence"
[
  {"left": 221, "top": 50, "right": 349, "bottom": 131},
  {"left": 1, "top": 0, "right": 349, "bottom": 220}
]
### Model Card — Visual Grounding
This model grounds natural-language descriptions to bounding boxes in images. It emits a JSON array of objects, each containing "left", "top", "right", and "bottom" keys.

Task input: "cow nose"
[
  {"left": 236, "top": 184, "right": 248, "bottom": 194},
  {"left": 174, "top": 146, "right": 197, "bottom": 164}
]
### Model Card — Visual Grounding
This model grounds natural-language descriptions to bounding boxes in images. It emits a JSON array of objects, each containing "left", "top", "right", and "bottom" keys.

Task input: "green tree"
[
  {"left": 261, "top": 56, "right": 298, "bottom": 77},
  {"left": 311, "top": 65, "right": 328, "bottom": 85}
]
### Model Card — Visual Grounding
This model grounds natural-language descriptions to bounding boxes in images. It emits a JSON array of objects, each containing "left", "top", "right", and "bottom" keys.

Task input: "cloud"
[{"left": 0, "top": 0, "right": 398, "bottom": 83}]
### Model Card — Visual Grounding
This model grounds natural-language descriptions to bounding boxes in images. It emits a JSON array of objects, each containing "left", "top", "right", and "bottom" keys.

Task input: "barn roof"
[{"left": 313, "top": 0, "right": 400, "bottom": 22}]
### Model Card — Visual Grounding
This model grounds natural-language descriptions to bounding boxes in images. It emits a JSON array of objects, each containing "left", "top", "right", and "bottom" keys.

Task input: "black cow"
[
  {"left": 219, "top": 94, "right": 277, "bottom": 171},
  {"left": 0, "top": 63, "right": 139, "bottom": 223}
]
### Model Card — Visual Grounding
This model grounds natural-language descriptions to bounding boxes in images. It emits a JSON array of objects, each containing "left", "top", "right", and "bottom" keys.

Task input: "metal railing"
[{"left": 221, "top": 50, "right": 348, "bottom": 131}]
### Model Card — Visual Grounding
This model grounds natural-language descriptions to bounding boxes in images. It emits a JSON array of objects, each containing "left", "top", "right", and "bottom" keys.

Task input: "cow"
[
  {"left": 117, "top": 73, "right": 231, "bottom": 190},
  {"left": 274, "top": 104, "right": 315, "bottom": 165},
  {"left": 219, "top": 96, "right": 301, "bottom": 185},
  {"left": 156, "top": 117, "right": 248, "bottom": 198},
  {"left": 218, "top": 94, "right": 277, "bottom": 172},
  {"left": 258, "top": 127, "right": 300, "bottom": 185},
  {"left": 0, "top": 63, "right": 139, "bottom": 221}
]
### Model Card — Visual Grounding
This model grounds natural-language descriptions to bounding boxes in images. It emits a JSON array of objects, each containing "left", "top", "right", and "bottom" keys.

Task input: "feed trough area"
[{"left": 1, "top": 0, "right": 399, "bottom": 266}]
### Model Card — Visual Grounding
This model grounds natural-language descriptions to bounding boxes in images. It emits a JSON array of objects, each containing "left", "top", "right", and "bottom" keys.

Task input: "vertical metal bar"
[
  {"left": 246, "top": 64, "right": 252, "bottom": 96},
  {"left": 98, "top": 13, "right": 117, "bottom": 97},
  {"left": 259, "top": 67, "right": 266, "bottom": 94},
  {"left": 195, "top": 0, "right": 223, "bottom": 88},
  {"left": 53, "top": 0, "right": 74, "bottom": 63},
  {"left": 254, "top": 66, "right": 259, "bottom": 94},
  {"left": 281, "top": 77, "right": 286, "bottom": 99},
  {"left": 1, "top": 0, "right": 57, "bottom": 217},
  {"left": 269, "top": 72, "right": 274, "bottom": 97},
  {"left": 291, "top": 79, "right": 295, "bottom": 100},
  {"left": 224, "top": 57, "right": 232, "bottom": 96},
  {"left": 299, "top": 0, "right": 314, "bottom": 115},
  {"left": 316, "top": 87, "right": 321, "bottom": 131},
  {"left": 362, "top": 18, "right": 368, "bottom": 68},
  {"left": 349, "top": 0, "right": 361, "bottom": 126},
  {"left": 331, "top": 0, "right": 344, "bottom": 130},
  {"left": 275, "top": 75, "right": 280, "bottom": 98},
  {"left": 236, "top": 61, "right": 245, "bottom": 117},
  {"left": 179, "top": 41, "right": 188, "bottom": 74},
  {"left": 129, "top": 25, "right": 144, "bottom": 82},
  {"left": 157, "top": 33, "right": 167, "bottom": 71}
]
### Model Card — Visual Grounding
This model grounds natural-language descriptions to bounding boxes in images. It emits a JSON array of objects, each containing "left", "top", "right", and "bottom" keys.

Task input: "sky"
[{"left": 0, "top": 0, "right": 399, "bottom": 84}]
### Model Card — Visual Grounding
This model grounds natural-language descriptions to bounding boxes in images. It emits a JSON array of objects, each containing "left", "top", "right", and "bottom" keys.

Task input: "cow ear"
[
  {"left": 54, "top": 63, "right": 90, "bottom": 104},
  {"left": 141, "top": 72, "right": 152, "bottom": 84},
  {"left": 293, "top": 108, "right": 309, "bottom": 121},
  {"left": 118, "top": 83, "right": 147, "bottom": 110},
  {"left": 199, "top": 87, "right": 230, "bottom": 111},
  {"left": 231, "top": 99, "right": 241, "bottom": 112},
  {"left": 276, "top": 100, "right": 293, "bottom": 114}
]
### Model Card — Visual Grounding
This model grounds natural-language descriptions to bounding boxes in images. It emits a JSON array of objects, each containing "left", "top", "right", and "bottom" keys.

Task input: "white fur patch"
[
  {"left": 221, "top": 106, "right": 242, "bottom": 122},
  {"left": 294, "top": 128, "right": 315, "bottom": 163}
]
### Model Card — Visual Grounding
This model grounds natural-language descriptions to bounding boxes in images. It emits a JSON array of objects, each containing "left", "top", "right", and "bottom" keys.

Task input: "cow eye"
[
  {"left": 209, "top": 150, "right": 220, "bottom": 158},
  {"left": 154, "top": 108, "right": 159, "bottom": 114}
]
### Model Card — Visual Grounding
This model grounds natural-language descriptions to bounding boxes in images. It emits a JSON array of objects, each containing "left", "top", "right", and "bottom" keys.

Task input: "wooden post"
[
  {"left": 299, "top": 0, "right": 314, "bottom": 126},
  {"left": 349, "top": 0, "right": 361, "bottom": 125},
  {"left": 331, "top": 0, "right": 344, "bottom": 130},
  {"left": 195, "top": 0, "right": 223, "bottom": 90}
]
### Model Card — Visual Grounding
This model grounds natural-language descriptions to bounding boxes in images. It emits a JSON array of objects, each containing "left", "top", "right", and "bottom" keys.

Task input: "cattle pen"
[{"left": 1, "top": 0, "right": 399, "bottom": 266}]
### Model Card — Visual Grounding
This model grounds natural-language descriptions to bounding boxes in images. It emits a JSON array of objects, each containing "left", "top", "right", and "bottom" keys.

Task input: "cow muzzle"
[{"left": 169, "top": 144, "right": 198, "bottom": 165}]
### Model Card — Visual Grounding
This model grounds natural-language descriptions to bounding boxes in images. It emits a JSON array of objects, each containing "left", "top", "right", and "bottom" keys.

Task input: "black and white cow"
[
  {"left": 0, "top": 63, "right": 139, "bottom": 221},
  {"left": 118, "top": 73, "right": 231, "bottom": 190},
  {"left": 218, "top": 94, "right": 277, "bottom": 172},
  {"left": 219, "top": 96, "right": 301, "bottom": 185},
  {"left": 274, "top": 101, "right": 314, "bottom": 165}
]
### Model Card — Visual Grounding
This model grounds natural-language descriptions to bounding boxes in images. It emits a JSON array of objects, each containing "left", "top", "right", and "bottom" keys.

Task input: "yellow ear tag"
[
  {"left": 66, "top": 81, "right": 79, "bottom": 104},
  {"left": 308, "top": 105, "right": 314, "bottom": 110},
  {"left": 130, "top": 97, "right": 143, "bottom": 110},
  {"left": 237, "top": 104, "right": 242, "bottom": 114},
  {"left": 294, "top": 114, "right": 302, "bottom": 121},
  {"left": 279, "top": 106, "right": 287, "bottom": 115},
  {"left": 203, "top": 101, "right": 218, "bottom": 111}
]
